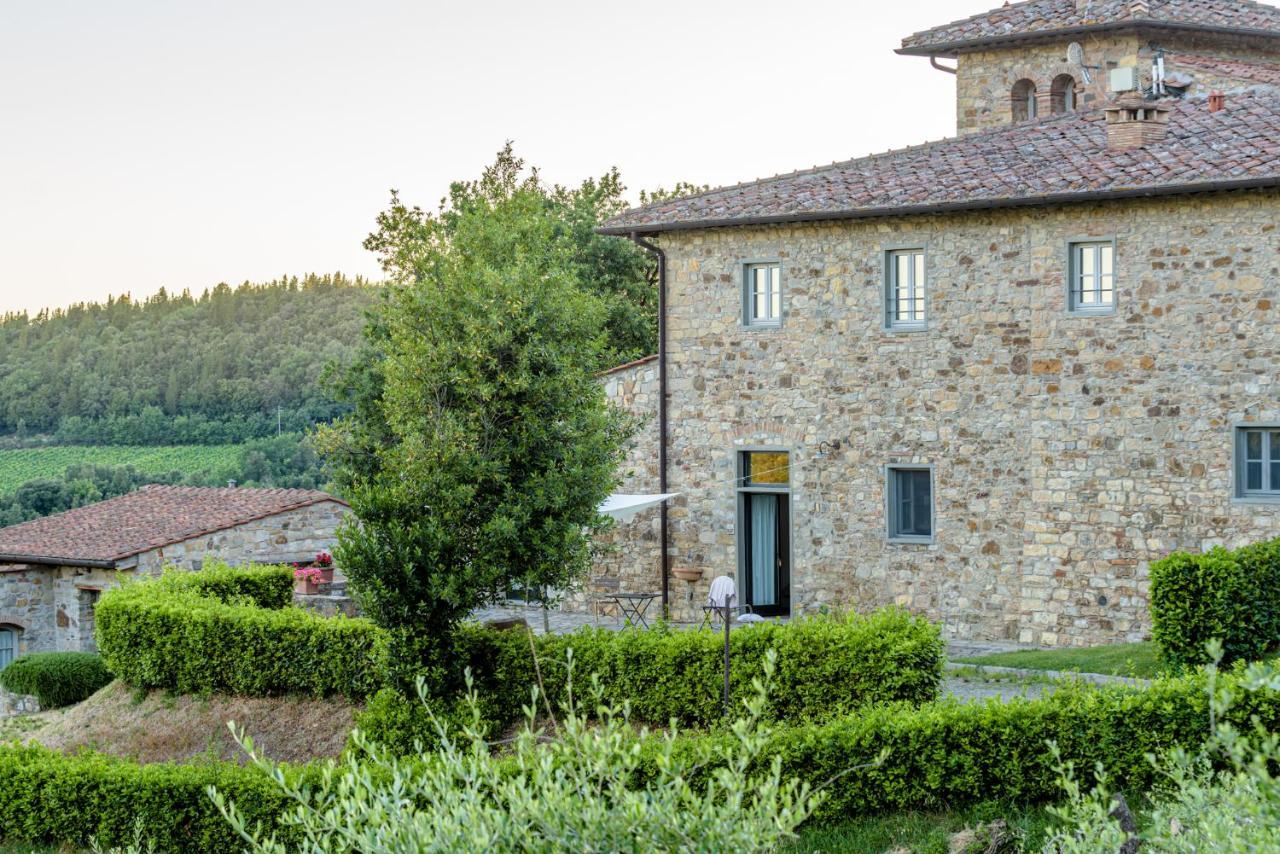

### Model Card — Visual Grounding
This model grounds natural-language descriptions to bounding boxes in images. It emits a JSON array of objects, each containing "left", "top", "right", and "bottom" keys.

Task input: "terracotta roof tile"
[
  {"left": 1171, "top": 51, "right": 1280, "bottom": 84},
  {"left": 900, "top": 0, "right": 1280, "bottom": 55},
  {"left": 600, "top": 89, "right": 1280, "bottom": 234},
  {"left": 0, "top": 485, "right": 346, "bottom": 566}
]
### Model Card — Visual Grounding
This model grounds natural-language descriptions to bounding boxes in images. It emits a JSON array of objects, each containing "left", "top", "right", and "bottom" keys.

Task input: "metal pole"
[{"left": 723, "top": 593, "right": 732, "bottom": 717}]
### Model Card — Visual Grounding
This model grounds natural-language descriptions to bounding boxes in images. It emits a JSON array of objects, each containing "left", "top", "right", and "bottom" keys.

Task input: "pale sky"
[{"left": 0, "top": 1, "right": 989, "bottom": 316}]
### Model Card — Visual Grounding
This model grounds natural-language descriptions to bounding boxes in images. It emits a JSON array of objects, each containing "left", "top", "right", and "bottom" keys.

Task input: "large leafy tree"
[{"left": 319, "top": 148, "right": 634, "bottom": 686}]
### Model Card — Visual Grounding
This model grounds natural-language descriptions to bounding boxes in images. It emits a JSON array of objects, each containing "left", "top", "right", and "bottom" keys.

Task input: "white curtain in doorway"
[{"left": 751, "top": 494, "right": 777, "bottom": 606}]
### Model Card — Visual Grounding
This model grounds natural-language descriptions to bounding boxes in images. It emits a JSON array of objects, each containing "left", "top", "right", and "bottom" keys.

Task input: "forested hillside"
[{"left": 0, "top": 274, "right": 378, "bottom": 444}]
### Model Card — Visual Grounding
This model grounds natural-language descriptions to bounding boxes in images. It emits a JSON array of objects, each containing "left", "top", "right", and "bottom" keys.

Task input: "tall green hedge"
[
  {"left": 359, "top": 608, "right": 944, "bottom": 753},
  {"left": 95, "top": 563, "right": 385, "bottom": 698},
  {"left": 0, "top": 652, "right": 112, "bottom": 709},
  {"left": 1150, "top": 537, "right": 1280, "bottom": 667},
  {"left": 3, "top": 669, "right": 1277, "bottom": 851}
]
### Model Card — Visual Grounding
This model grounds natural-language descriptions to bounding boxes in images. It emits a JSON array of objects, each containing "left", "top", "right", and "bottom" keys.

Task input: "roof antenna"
[{"left": 1067, "top": 42, "right": 1097, "bottom": 85}]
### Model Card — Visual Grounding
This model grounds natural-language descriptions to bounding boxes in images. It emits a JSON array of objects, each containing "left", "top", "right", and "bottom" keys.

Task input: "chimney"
[
  {"left": 227, "top": 479, "right": 237, "bottom": 488},
  {"left": 1209, "top": 91, "right": 1225, "bottom": 113},
  {"left": 1104, "top": 97, "right": 1172, "bottom": 150}
]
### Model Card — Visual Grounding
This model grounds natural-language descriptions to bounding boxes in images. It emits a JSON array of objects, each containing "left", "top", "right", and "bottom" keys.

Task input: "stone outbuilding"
[
  {"left": 0, "top": 485, "right": 348, "bottom": 660},
  {"left": 590, "top": 0, "right": 1280, "bottom": 646}
]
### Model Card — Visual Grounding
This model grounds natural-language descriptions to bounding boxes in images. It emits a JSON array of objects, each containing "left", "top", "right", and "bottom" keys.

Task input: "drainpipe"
[
  {"left": 630, "top": 232, "right": 669, "bottom": 618},
  {"left": 930, "top": 56, "right": 958, "bottom": 74}
]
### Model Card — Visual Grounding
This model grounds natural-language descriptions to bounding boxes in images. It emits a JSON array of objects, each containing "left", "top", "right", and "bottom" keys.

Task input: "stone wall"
[
  {"left": 583, "top": 358, "right": 665, "bottom": 610},
  {"left": 131, "top": 500, "right": 348, "bottom": 576},
  {"left": 954, "top": 32, "right": 1280, "bottom": 135},
  {"left": 0, "top": 500, "right": 348, "bottom": 655},
  {"left": 0, "top": 687, "right": 39, "bottom": 718},
  {"left": 596, "top": 189, "right": 1280, "bottom": 645}
]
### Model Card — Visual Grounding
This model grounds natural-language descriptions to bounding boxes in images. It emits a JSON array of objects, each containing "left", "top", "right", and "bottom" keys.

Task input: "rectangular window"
[
  {"left": 1069, "top": 241, "right": 1115, "bottom": 314},
  {"left": 742, "top": 450, "right": 789, "bottom": 487},
  {"left": 0, "top": 628, "right": 13, "bottom": 670},
  {"left": 885, "top": 249, "right": 926, "bottom": 329},
  {"left": 887, "top": 466, "right": 933, "bottom": 541},
  {"left": 744, "top": 263, "right": 782, "bottom": 326},
  {"left": 1237, "top": 428, "right": 1280, "bottom": 499}
]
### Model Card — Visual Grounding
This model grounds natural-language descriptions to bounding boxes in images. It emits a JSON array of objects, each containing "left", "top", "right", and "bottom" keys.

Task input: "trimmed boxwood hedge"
[
  {"left": 0, "top": 745, "right": 317, "bottom": 852},
  {"left": 0, "top": 652, "right": 112, "bottom": 709},
  {"left": 357, "top": 607, "right": 945, "bottom": 752},
  {"left": 3, "top": 669, "right": 1277, "bottom": 851},
  {"left": 1150, "top": 537, "right": 1280, "bottom": 667},
  {"left": 95, "top": 563, "right": 385, "bottom": 698}
]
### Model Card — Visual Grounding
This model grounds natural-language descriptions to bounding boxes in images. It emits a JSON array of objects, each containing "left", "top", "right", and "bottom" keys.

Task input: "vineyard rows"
[{"left": 0, "top": 445, "right": 243, "bottom": 495}]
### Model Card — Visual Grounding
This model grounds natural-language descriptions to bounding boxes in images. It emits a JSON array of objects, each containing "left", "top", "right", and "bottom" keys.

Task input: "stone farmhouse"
[
  {"left": 593, "top": 0, "right": 1280, "bottom": 646},
  {"left": 0, "top": 485, "right": 346, "bottom": 661}
]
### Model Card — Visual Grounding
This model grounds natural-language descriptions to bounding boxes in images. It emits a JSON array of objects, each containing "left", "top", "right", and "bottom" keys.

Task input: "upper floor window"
[
  {"left": 1068, "top": 240, "right": 1115, "bottom": 314},
  {"left": 1051, "top": 74, "right": 1077, "bottom": 113},
  {"left": 743, "top": 263, "right": 782, "bottom": 327},
  {"left": 885, "top": 248, "right": 927, "bottom": 330},
  {"left": 1012, "top": 79, "right": 1038, "bottom": 121},
  {"left": 1236, "top": 427, "right": 1280, "bottom": 500}
]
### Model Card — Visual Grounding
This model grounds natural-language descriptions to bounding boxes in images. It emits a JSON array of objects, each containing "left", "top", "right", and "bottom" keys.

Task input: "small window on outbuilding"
[
  {"left": 1236, "top": 427, "right": 1280, "bottom": 501},
  {"left": 0, "top": 626, "right": 17, "bottom": 670},
  {"left": 1012, "top": 79, "right": 1038, "bottom": 121},
  {"left": 743, "top": 263, "right": 782, "bottom": 327},
  {"left": 1068, "top": 240, "right": 1116, "bottom": 314},
  {"left": 887, "top": 466, "right": 934, "bottom": 543},
  {"left": 1051, "top": 74, "right": 1077, "bottom": 113}
]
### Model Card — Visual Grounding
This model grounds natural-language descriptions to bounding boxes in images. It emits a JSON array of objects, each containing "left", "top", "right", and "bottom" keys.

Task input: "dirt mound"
[{"left": 3, "top": 681, "right": 359, "bottom": 764}]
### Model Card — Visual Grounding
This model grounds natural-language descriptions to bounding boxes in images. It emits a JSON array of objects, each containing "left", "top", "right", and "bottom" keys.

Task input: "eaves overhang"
[
  {"left": 596, "top": 176, "right": 1280, "bottom": 237},
  {"left": 897, "top": 20, "right": 1280, "bottom": 58}
]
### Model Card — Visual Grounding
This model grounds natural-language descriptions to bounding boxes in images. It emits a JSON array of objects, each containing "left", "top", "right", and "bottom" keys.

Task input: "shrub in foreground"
[
  {"left": 3, "top": 666, "right": 1280, "bottom": 850},
  {"left": 0, "top": 652, "right": 112, "bottom": 709},
  {"left": 1046, "top": 646, "right": 1280, "bottom": 852},
  {"left": 95, "top": 563, "right": 385, "bottom": 698},
  {"left": 0, "top": 745, "right": 314, "bottom": 852},
  {"left": 1150, "top": 537, "right": 1280, "bottom": 667},
  {"left": 214, "top": 653, "right": 818, "bottom": 852}
]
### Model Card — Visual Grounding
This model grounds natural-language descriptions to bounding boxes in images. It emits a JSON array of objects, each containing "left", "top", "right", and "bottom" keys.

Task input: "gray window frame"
[
  {"left": 1233, "top": 425, "right": 1280, "bottom": 504},
  {"left": 734, "top": 447, "right": 794, "bottom": 617},
  {"left": 742, "top": 261, "right": 783, "bottom": 328},
  {"left": 0, "top": 626, "right": 15, "bottom": 670},
  {"left": 885, "top": 464, "right": 936, "bottom": 544},
  {"left": 1067, "top": 238, "right": 1117, "bottom": 316},
  {"left": 883, "top": 245, "right": 929, "bottom": 332}
]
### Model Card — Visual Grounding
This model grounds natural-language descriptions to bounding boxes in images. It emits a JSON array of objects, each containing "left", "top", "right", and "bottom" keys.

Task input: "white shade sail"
[{"left": 598, "top": 493, "right": 679, "bottom": 522}]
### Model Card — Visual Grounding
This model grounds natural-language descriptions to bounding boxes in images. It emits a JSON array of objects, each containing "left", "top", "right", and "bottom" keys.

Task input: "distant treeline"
[
  {"left": 0, "top": 274, "right": 378, "bottom": 445},
  {"left": 0, "top": 434, "right": 327, "bottom": 527}
]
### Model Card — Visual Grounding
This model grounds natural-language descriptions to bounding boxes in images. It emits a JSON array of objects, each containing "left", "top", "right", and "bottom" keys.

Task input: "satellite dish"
[{"left": 1067, "top": 42, "right": 1094, "bottom": 84}]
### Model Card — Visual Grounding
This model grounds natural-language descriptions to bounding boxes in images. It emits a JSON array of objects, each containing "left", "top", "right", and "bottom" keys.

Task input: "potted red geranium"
[
  {"left": 312, "top": 551, "right": 335, "bottom": 584},
  {"left": 293, "top": 564, "right": 323, "bottom": 595}
]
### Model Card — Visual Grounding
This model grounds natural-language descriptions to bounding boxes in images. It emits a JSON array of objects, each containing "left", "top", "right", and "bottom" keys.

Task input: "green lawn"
[
  {"left": 789, "top": 803, "right": 1056, "bottom": 853},
  {"left": 953, "top": 641, "right": 1164, "bottom": 679},
  {"left": 0, "top": 445, "right": 243, "bottom": 495}
]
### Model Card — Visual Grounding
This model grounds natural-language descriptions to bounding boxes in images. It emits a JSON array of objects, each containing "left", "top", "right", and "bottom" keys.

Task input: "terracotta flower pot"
[
  {"left": 314, "top": 567, "right": 335, "bottom": 584},
  {"left": 671, "top": 567, "right": 703, "bottom": 583},
  {"left": 294, "top": 578, "right": 321, "bottom": 595}
]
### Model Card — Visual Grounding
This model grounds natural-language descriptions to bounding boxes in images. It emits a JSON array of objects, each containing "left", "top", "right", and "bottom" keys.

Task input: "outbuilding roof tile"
[{"left": 0, "top": 485, "right": 346, "bottom": 566}]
